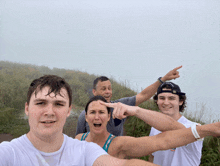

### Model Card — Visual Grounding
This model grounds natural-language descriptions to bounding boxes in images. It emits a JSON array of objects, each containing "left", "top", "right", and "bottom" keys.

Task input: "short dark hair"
[
  {"left": 153, "top": 82, "right": 187, "bottom": 112},
  {"left": 93, "top": 76, "right": 110, "bottom": 89},
  {"left": 27, "top": 75, "right": 72, "bottom": 106},
  {"left": 85, "top": 95, "right": 110, "bottom": 114}
]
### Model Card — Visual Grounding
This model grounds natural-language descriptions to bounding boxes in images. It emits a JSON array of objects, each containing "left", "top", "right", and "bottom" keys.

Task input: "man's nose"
[
  {"left": 105, "top": 89, "right": 111, "bottom": 93},
  {"left": 163, "top": 98, "right": 169, "bottom": 104},
  {"left": 44, "top": 104, "right": 55, "bottom": 116}
]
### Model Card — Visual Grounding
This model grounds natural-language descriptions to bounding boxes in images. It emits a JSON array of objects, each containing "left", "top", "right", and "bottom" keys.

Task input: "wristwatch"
[{"left": 158, "top": 77, "right": 164, "bottom": 84}]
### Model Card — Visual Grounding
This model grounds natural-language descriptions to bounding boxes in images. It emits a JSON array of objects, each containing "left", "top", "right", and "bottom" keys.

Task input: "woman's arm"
[{"left": 100, "top": 101, "right": 185, "bottom": 132}]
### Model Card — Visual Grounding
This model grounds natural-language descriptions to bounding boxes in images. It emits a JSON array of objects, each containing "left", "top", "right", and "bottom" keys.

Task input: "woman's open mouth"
[{"left": 94, "top": 123, "right": 102, "bottom": 127}]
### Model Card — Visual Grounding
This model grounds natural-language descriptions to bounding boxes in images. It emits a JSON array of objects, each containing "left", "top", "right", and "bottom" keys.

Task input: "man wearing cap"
[{"left": 149, "top": 82, "right": 203, "bottom": 166}]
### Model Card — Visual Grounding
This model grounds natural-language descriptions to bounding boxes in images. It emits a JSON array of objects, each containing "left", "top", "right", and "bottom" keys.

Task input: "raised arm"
[
  {"left": 100, "top": 101, "right": 185, "bottom": 132},
  {"left": 135, "top": 66, "right": 182, "bottom": 106}
]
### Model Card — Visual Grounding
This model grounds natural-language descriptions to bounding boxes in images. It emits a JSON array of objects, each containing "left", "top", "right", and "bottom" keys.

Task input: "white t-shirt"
[
  {"left": 149, "top": 116, "right": 203, "bottom": 166},
  {"left": 0, "top": 134, "right": 108, "bottom": 166}
]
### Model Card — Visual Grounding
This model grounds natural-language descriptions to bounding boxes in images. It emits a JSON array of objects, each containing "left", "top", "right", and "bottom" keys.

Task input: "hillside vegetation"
[
  {"left": 0, "top": 61, "right": 219, "bottom": 165},
  {"left": 0, "top": 61, "right": 136, "bottom": 112}
]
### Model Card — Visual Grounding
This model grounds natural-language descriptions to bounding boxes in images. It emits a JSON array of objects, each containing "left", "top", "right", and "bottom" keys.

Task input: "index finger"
[
  {"left": 99, "top": 101, "right": 115, "bottom": 108},
  {"left": 173, "top": 65, "right": 182, "bottom": 71}
]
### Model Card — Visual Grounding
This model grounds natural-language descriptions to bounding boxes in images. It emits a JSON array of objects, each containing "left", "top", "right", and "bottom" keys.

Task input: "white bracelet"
[{"left": 191, "top": 123, "right": 203, "bottom": 141}]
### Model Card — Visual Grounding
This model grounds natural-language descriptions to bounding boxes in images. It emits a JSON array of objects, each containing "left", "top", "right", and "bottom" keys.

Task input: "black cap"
[{"left": 157, "top": 82, "right": 185, "bottom": 96}]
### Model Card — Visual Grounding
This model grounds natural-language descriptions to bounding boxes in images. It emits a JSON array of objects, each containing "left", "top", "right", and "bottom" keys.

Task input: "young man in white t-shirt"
[
  {"left": 0, "top": 75, "right": 157, "bottom": 166},
  {"left": 149, "top": 82, "right": 203, "bottom": 166}
]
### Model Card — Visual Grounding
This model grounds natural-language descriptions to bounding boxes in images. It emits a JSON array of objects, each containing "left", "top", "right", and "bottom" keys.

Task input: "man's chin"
[
  {"left": 104, "top": 98, "right": 111, "bottom": 102},
  {"left": 160, "top": 110, "right": 171, "bottom": 114}
]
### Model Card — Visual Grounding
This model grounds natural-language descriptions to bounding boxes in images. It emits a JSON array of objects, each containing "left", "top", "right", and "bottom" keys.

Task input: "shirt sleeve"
[
  {"left": 149, "top": 127, "right": 157, "bottom": 137},
  {"left": 75, "top": 110, "right": 87, "bottom": 136},
  {"left": 0, "top": 142, "right": 14, "bottom": 166},
  {"left": 85, "top": 142, "right": 108, "bottom": 166}
]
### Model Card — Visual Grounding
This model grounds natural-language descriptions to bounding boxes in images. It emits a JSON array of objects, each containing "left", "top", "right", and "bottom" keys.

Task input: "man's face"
[
  {"left": 25, "top": 86, "right": 71, "bottom": 139},
  {"left": 93, "top": 80, "right": 112, "bottom": 102},
  {"left": 85, "top": 100, "right": 110, "bottom": 134},
  {"left": 157, "top": 89, "right": 183, "bottom": 119}
]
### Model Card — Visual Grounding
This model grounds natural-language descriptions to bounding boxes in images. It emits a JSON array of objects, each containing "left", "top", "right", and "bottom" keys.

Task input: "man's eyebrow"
[
  {"left": 33, "top": 99, "right": 66, "bottom": 103},
  {"left": 33, "top": 99, "right": 46, "bottom": 102},
  {"left": 55, "top": 100, "right": 67, "bottom": 104}
]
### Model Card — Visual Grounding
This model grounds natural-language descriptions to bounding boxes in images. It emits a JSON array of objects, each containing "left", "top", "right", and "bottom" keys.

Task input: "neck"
[
  {"left": 172, "top": 113, "right": 182, "bottom": 121},
  {"left": 88, "top": 130, "right": 110, "bottom": 144},
  {"left": 27, "top": 131, "right": 64, "bottom": 153}
]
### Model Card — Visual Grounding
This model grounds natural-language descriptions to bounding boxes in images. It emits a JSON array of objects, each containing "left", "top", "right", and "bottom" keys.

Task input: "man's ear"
[
  {"left": 92, "top": 89, "right": 97, "bottom": 96},
  {"left": 67, "top": 105, "right": 72, "bottom": 117},
  {"left": 108, "top": 112, "right": 111, "bottom": 122},
  {"left": 25, "top": 102, "right": 29, "bottom": 116},
  {"left": 179, "top": 100, "right": 184, "bottom": 106}
]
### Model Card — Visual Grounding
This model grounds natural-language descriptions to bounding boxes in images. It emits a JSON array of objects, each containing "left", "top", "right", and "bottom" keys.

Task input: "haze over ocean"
[{"left": 1, "top": 0, "right": 220, "bottom": 123}]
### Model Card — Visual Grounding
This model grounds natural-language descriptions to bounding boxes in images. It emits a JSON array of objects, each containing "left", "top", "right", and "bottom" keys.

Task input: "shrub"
[
  {"left": 0, "top": 107, "right": 29, "bottom": 137},
  {"left": 0, "top": 107, "right": 17, "bottom": 126}
]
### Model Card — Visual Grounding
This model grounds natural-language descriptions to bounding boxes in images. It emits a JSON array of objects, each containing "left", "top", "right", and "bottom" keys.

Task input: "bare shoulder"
[{"left": 75, "top": 133, "right": 83, "bottom": 140}]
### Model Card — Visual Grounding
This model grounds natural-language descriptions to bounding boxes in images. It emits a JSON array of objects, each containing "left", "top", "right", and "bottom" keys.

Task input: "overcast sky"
[{"left": 1, "top": 0, "right": 220, "bottom": 122}]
